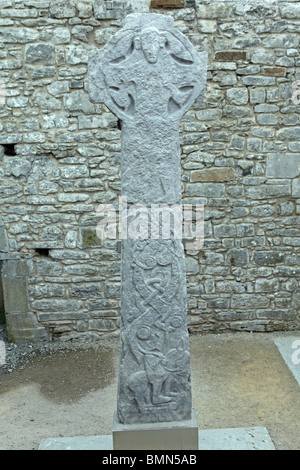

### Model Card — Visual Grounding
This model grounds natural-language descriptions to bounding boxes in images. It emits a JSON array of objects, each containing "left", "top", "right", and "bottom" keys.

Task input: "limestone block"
[
  {"left": 0, "top": 225, "right": 9, "bottom": 252},
  {"left": 190, "top": 168, "right": 235, "bottom": 183},
  {"left": 33, "top": 93, "right": 61, "bottom": 110},
  {"left": 246, "top": 185, "right": 290, "bottom": 199},
  {"left": 25, "top": 43, "right": 55, "bottom": 64},
  {"left": 233, "top": 3, "right": 278, "bottom": 20},
  {"left": 263, "top": 34, "right": 299, "bottom": 49},
  {"left": 64, "top": 91, "right": 94, "bottom": 113},
  {"left": 0, "top": 59, "right": 22, "bottom": 70},
  {"left": 266, "top": 154, "right": 300, "bottom": 179},
  {"left": 253, "top": 251, "right": 285, "bottom": 266},
  {"left": 2, "top": 260, "right": 29, "bottom": 314},
  {"left": 31, "top": 66, "right": 56, "bottom": 79},
  {"left": 49, "top": 0, "right": 76, "bottom": 18},
  {"left": 78, "top": 2, "right": 93, "bottom": 18},
  {"left": 281, "top": 5, "right": 300, "bottom": 19},
  {"left": 226, "top": 88, "right": 248, "bottom": 105},
  {"left": 292, "top": 179, "right": 300, "bottom": 198},
  {"left": 71, "top": 25, "right": 93, "bottom": 43},
  {"left": 255, "top": 279, "right": 279, "bottom": 293},
  {"left": 242, "top": 76, "right": 275, "bottom": 86},
  {"left": 0, "top": 27, "right": 39, "bottom": 43},
  {"left": 52, "top": 27, "right": 71, "bottom": 44},
  {"left": 257, "top": 114, "right": 278, "bottom": 126},
  {"left": 225, "top": 248, "right": 249, "bottom": 267},
  {"left": 277, "top": 127, "right": 300, "bottom": 141},
  {"left": 231, "top": 294, "right": 270, "bottom": 310},
  {"left": 186, "top": 183, "right": 225, "bottom": 197}
]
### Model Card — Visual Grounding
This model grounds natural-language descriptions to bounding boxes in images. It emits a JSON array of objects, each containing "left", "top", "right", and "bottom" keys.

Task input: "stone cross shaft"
[{"left": 89, "top": 13, "right": 207, "bottom": 425}]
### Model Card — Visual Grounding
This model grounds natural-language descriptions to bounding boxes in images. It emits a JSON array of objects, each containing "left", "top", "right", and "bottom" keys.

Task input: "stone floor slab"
[
  {"left": 39, "top": 426, "right": 275, "bottom": 450},
  {"left": 273, "top": 336, "right": 300, "bottom": 386},
  {"left": 39, "top": 435, "right": 113, "bottom": 450},
  {"left": 197, "top": 426, "right": 275, "bottom": 450}
]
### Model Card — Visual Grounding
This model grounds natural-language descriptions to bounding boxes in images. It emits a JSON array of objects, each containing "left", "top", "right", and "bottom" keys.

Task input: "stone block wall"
[{"left": 0, "top": 0, "right": 299, "bottom": 342}]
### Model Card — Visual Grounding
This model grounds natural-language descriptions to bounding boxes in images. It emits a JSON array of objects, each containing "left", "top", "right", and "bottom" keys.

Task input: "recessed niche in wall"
[
  {"left": 2, "top": 144, "right": 17, "bottom": 156},
  {"left": 35, "top": 248, "right": 50, "bottom": 257}
]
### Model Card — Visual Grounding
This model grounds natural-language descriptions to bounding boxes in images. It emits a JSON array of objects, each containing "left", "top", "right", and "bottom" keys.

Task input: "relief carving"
[
  {"left": 88, "top": 12, "right": 207, "bottom": 425},
  {"left": 118, "top": 238, "right": 191, "bottom": 423},
  {"left": 89, "top": 14, "right": 206, "bottom": 122}
]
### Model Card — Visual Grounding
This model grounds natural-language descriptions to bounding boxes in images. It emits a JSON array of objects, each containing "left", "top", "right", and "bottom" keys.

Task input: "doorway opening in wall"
[{"left": 0, "top": 261, "right": 6, "bottom": 325}]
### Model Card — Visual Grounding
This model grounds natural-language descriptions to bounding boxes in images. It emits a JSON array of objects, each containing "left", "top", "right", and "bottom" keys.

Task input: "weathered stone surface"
[
  {"left": 266, "top": 154, "right": 300, "bottom": 179},
  {"left": 251, "top": 49, "right": 274, "bottom": 65},
  {"left": 249, "top": 88, "right": 265, "bottom": 103},
  {"left": 226, "top": 88, "right": 248, "bottom": 105},
  {"left": 231, "top": 294, "right": 270, "bottom": 310},
  {"left": 186, "top": 183, "right": 225, "bottom": 197},
  {"left": 31, "top": 66, "right": 56, "bottom": 79},
  {"left": 280, "top": 4, "right": 300, "bottom": 19},
  {"left": 0, "top": 219, "right": 9, "bottom": 252},
  {"left": 0, "top": 59, "right": 22, "bottom": 70},
  {"left": 49, "top": 0, "right": 76, "bottom": 18},
  {"left": 0, "top": 0, "right": 299, "bottom": 343},
  {"left": 215, "top": 51, "right": 246, "bottom": 62},
  {"left": 0, "top": 27, "right": 39, "bottom": 43},
  {"left": 255, "top": 279, "right": 279, "bottom": 293},
  {"left": 263, "top": 34, "right": 299, "bottom": 49},
  {"left": 66, "top": 45, "right": 88, "bottom": 65},
  {"left": 64, "top": 91, "right": 94, "bottom": 113},
  {"left": 190, "top": 168, "right": 235, "bottom": 183},
  {"left": 6, "top": 97, "right": 29, "bottom": 108},
  {"left": 6, "top": 313, "right": 48, "bottom": 343},
  {"left": 94, "top": 0, "right": 150, "bottom": 20},
  {"left": 277, "top": 127, "right": 300, "bottom": 141},
  {"left": 242, "top": 76, "right": 275, "bottom": 86},
  {"left": 33, "top": 93, "right": 61, "bottom": 110},
  {"left": 89, "top": 14, "right": 206, "bottom": 204},
  {"left": 262, "top": 67, "right": 286, "bottom": 77},
  {"left": 78, "top": 2, "right": 93, "bottom": 18},
  {"left": 253, "top": 251, "right": 285, "bottom": 266},
  {"left": 5, "top": 157, "right": 31, "bottom": 177},
  {"left": 214, "top": 224, "right": 236, "bottom": 238},
  {"left": 255, "top": 104, "right": 279, "bottom": 113},
  {"left": 292, "top": 179, "right": 300, "bottom": 198},
  {"left": 225, "top": 248, "right": 249, "bottom": 267},
  {"left": 233, "top": 3, "right": 278, "bottom": 20},
  {"left": 2, "top": 260, "right": 29, "bottom": 313},
  {"left": 89, "top": 13, "right": 207, "bottom": 425},
  {"left": 246, "top": 185, "right": 290, "bottom": 199},
  {"left": 25, "top": 43, "right": 55, "bottom": 64},
  {"left": 257, "top": 114, "right": 278, "bottom": 125}
]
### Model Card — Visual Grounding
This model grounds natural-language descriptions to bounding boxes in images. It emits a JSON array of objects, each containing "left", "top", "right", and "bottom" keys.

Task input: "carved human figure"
[
  {"left": 139, "top": 27, "right": 162, "bottom": 63},
  {"left": 88, "top": 13, "right": 207, "bottom": 425},
  {"left": 89, "top": 16, "right": 205, "bottom": 122}
]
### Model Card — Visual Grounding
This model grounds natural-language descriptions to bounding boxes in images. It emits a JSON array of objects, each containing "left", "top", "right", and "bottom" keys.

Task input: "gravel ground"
[
  {"left": 0, "top": 324, "right": 107, "bottom": 373},
  {"left": 0, "top": 325, "right": 299, "bottom": 450}
]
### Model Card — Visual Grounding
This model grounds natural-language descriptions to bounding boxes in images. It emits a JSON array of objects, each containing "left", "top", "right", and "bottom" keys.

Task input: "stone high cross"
[{"left": 89, "top": 14, "right": 207, "bottom": 426}]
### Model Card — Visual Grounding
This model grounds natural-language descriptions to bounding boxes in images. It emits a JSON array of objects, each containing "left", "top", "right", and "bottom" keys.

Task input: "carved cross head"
[{"left": 88, "top": 13, "right": 207, "bottom": 122}]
